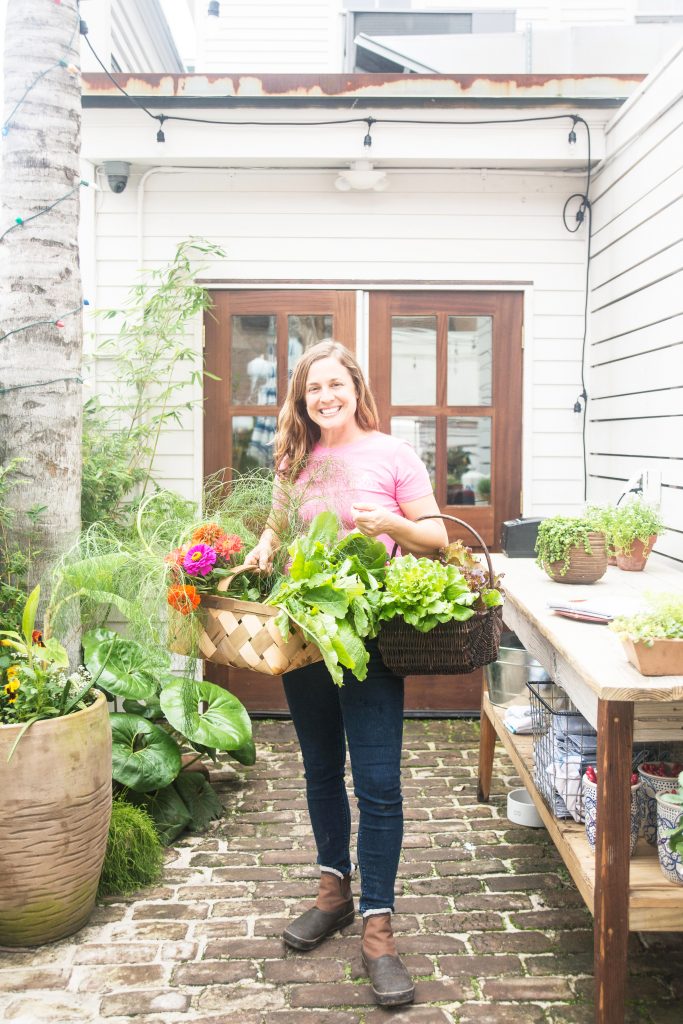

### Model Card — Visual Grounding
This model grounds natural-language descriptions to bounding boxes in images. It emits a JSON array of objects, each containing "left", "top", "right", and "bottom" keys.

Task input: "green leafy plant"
[
  {"left": 609, "top": 592, "right": 683, "bottom": 647},
  {"left": 81, "top": 627, "right": 250, "bottom": 844},
  {"left": 610, "top": 499, "right": 664, "bottom": 557},
  {"left": 97, "top": 799, "right": 164, "bottom": 898},
  {"left": 535, "top": 516, "right": 605, "bottom": 575},
  {"left": 0, "top": 458, "right": 46, "bottom": 633},
  {"left": 0, "top": 586, "right": 94, "bottom": 731},
  {"left": 266, "top": 512, "right": 389, "bottom": 686},
  {"left": 82, "top": 238, "right": 225, "bottom": 532},
  {"left": 585, "top": 504, "right": 618, "bottom": 552}
]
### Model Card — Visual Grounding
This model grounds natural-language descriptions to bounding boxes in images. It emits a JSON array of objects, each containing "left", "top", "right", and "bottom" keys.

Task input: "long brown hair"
[{"left": 274, "top": 340, "right": 379, "bottom": 481}]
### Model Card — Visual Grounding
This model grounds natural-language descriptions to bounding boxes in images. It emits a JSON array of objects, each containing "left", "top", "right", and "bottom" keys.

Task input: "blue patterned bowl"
[
  {"left": 655, "top": 794, "right": 683, "bottom": 885},
  {"left": 583, "top": 776, "right": 641, "bottom": 856},
  {"left": 638, "top": 763, "right": 680, "bottom": 846}
]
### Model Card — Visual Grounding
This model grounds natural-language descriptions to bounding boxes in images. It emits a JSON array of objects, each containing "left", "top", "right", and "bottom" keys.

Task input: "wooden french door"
[
  {"left": 203, "top": 288, "right": 522, "bottom": 716},
  {"left": 369, "top": 291, "right": 523, "bottom": 713},
  {"left": 203, "top": 290, "right": 356, "bottom": 713}
]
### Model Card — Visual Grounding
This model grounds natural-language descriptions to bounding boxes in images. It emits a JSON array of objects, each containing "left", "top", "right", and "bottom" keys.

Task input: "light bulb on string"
[
  {"left": 156, "top": 116, "right": 166, "bottom": 143},
  {"left": 568, "top": 116, "right": 578, "bottom": 144},
  {"left": 363, "top": 118, "right": 375, "bottom": 149}
]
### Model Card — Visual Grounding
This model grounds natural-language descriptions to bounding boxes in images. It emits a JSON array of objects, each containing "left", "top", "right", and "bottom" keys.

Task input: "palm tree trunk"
[{"left": 0, "top": 0, "right": 83, "bottom": 619}]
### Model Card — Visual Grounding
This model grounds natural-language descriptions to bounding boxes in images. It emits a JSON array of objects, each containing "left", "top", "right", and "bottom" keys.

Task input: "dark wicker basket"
[{"left": 377, "top": 515, "right": 504, "bottom": 677}]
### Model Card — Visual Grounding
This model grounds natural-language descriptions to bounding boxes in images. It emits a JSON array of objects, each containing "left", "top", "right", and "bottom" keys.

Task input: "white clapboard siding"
[
  {"left": 587, "top": 43, "right": 683, "bottom": 564},
  {"left": 91, "top": 164, "right": 589, "bottom": 518}
]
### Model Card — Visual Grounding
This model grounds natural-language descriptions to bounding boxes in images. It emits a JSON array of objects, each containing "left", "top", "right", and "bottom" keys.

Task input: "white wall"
[
  {"left": 587, "top": 42, "right": 683, "bottom": 564},
  {"left": 85, "top": 160, "right": 592, "bottom": 516}
]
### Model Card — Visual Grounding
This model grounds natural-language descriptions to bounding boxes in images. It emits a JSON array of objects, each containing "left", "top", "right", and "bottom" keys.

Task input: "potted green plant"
[
  {"left": 655, "top": 770, "right": 683, "bottom": 885},
  {"left": 535, "top": 516, "right": 608, "bottom": 584},
  {"left": 611, "top": 499, "right": 664, "bottom": 571},
  {"left": 585, "top": 504, "right": 618, "bottom": 564},
  {"left": 609, "top": 592, "right": 683, "bottom": 676},
  {"left": 0, "top": 587, "right": 111, "bottom": 946}
]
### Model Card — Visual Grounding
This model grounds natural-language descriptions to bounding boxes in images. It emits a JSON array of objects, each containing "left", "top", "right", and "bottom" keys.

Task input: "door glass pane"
[
  {"left": 446, "top": 417, "right": 491, "bottom": 505},
  {"left": 288, "top": 315, "right": 334, "bottom": 378},
  {"left": 391, "top": 316, "right": 436, "bottom": 405},
  {"left": 231, "top": 315, "right": 277, "bottom": 405},
  {"left": 231, "top": 415, "right": 277, "bottom": 474},
  {"left": 391, "top": 416, "right": 436, "bottom": 491},
  {"left": 447, "top": 316, "right": 492, "bottom": 406}
]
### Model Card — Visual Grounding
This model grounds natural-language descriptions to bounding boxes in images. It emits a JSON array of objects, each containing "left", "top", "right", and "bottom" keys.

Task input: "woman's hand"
[
  {"left": 350, "top": 503, "right": 397, "bottom": 538},
  {"left": 243, "top": 529, "right": 278, "bottom": 573}
]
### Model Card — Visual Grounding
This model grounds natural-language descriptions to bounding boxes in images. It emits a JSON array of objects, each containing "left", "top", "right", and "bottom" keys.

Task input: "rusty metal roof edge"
[{"left": 81, "top": 71, "right": 644, "bottom": 106}]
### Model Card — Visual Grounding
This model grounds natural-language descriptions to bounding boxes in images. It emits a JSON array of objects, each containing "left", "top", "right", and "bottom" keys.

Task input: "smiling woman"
[{"left": 242, "top": 339, "right": 447, "bottom": 1008}]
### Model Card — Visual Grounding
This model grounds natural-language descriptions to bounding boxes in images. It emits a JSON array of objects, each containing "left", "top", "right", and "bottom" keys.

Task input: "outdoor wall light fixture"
[
  {"left": 334, "top": 160, "right": 388, "bottom": 192},
  {"left": 208, "top": 1, "right": 220, "bottom": 16}
]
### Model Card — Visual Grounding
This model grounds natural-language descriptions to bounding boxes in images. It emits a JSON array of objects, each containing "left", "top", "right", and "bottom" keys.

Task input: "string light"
[
  {"left": 568, "top": 116, "right": 579, "bottom": 144},
  {"left": 0, "top": 376, "right": 84, "bottom": 396},
  {"left": 157, "top": 115, "right": 166, "bottom": 143},
  {"left": 0, "top": 302, "right": 90, "bottom": 343},
  {"left": 0, "top": 181, "right": 92, "bottom": 243},
  {"left": 363, "top": 117, "right": 375, "bottom": 148},
  {"left": 1, "top": 5, "right": 81, "bottom": 138}
]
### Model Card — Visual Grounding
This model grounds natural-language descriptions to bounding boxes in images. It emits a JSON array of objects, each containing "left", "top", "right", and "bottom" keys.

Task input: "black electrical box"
[{"left": 501, "top": 517, "right": 545, "bottom": 558}]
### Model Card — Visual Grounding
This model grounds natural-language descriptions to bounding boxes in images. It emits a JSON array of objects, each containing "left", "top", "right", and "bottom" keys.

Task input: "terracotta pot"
[
  {"left": 0, "top": 691, "right": 112, "bottom": 946},
  {"left": 615, "top": 535, "right": 657, "bottom": 571},
  {"left": 543, "top": 531, "right": 608, "bottom": 585},
  {"left": 623, "top": 637, "right": 683, "bottom": 677}
]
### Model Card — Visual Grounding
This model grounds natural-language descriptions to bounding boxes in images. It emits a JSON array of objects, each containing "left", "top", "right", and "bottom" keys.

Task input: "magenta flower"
[{"left": 183, "top": 543, "right": 217, "bottom": 576}]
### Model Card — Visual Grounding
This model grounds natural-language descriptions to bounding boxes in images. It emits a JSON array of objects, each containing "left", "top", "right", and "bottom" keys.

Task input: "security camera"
[{"left": 103, "top": 161, "right": 131, "bottom": 193}]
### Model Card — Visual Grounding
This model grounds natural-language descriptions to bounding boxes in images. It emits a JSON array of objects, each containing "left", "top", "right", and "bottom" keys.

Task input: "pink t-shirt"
[{"left": 294, "top": 431, "right": 433, "bottom": 554}]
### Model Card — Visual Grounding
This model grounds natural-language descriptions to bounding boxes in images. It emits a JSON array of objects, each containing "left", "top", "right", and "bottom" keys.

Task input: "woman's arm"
[{"left": 351, "top": 494, "right": 448, "bottom": 556}]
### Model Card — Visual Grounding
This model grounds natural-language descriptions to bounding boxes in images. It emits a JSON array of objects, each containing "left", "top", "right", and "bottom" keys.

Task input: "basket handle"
[
  {"left": 216, "top": 565, "right": 261, "bottom": 593},
  {"left": 389, "top": 514, "right": 495, "bottom": 585}
]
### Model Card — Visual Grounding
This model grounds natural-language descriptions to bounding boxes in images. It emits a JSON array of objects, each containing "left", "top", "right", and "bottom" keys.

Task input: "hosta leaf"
[
  {"left": 159, "top": 679, "right": 251, "bottom": 751},
  {"left": 110, "top": 713, "right": 182, "bottom": 792},
  {"left": 175, "top": 772, "right": 222, "bottom": 830},
  {"left": 227, "top": 736, "right": 257, "bottom": 766},
  {"left": 83, "top": 628, "right": 164, "bottom": 699},
  {"left": 130, "top": 783, "right": 191, "bottom": 845}
]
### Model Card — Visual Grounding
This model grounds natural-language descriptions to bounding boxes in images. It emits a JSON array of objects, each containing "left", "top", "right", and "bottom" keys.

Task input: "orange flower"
[
  {"left": 167, "top": 585, "right": 201, "bottom": 615},
  {"left": 32, "top": 629, "right": 44, "bottom": 646},
  {"left": 165, "top": 545, "right": 189, "bottom": 566},
  {"left": 191, "top": 523, "right": 227, "bottom": 546},
  {"left": 215, "top": 534, "right": 243, "bottom": 559}
]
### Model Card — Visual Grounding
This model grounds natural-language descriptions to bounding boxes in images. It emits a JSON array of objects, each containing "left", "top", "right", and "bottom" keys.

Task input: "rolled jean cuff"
[
  {"left": 320, "top": 864, "right": 356, "bottom": 880},
  {"left": 361, "top": 907, "right": 393, "bottom": 917}
]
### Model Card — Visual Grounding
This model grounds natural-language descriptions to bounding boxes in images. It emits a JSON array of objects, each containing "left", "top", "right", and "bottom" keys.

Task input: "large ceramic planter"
[
  {"left": 656, "top": 793, "right": 683, "bottom": 885},
  {"left": 623, "top": 638, "right": 683, "bottom": 676},
  {"left": 583, "top": 776, "right": 641, "bottom": 856},
  {"left": 0, "top": 691, "right": 112, "bottom": 946},
  {"left": 543, "top": 532, "right": 608, "bottom": 585},
  {"left": 615, "top": 535, "right": 657, "bottom": 572},
  {"left": 638, "top": 763, "right": 680, "bottom": 845}
]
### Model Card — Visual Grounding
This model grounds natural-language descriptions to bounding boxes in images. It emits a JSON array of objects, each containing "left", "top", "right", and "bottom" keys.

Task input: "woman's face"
[{"left": 303, "top": 355, "right": 358, "bottom": 435}]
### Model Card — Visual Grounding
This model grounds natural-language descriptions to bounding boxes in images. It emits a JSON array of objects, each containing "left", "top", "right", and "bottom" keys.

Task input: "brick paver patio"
[{"left": 1, "top": 718, "right": 682, "bottom": 1023}]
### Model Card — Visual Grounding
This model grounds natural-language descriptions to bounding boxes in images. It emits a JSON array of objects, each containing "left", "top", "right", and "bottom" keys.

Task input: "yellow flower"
[
  {"left": 3, "top": 679, "right": 20, "bottom": 703},
  {"left": 6, "top": 665, "right": 20, "bottom": 680},
  {"left": 1, "top": 639, "right": 14, "bottom": 646}
]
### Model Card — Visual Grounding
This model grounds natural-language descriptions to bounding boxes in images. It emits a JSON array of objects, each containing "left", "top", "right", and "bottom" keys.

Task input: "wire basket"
[
  {"left": 170, "top": 566, "right": 323, "bottom": 676},
  {"left": 527, "top": 679, "right": 597, "bottom": 822},
  {"left": 377, "top": 514, "right": 504, "bottom": 676}
]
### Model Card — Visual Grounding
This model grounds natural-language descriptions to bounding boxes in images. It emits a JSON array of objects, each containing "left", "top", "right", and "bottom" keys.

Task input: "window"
[{"left": 343, "top": 3, "right": 516, "bottom": 73}]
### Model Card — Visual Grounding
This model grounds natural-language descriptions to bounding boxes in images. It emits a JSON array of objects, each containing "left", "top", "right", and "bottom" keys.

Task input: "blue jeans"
[{"left": 282, "top": 639, "right": 404, "bottom": 914}]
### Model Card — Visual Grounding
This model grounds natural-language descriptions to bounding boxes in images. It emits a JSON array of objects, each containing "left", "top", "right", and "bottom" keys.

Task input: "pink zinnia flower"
[{"left": 183, "top": 544, "right": 217, "bottom": 576}]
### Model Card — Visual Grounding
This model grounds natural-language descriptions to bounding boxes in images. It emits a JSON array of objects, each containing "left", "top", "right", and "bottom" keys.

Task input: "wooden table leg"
[
  {"left": 594, "top": 699, "right": 634, "bottom": 1024},
  {"left": 477, "top": 676, "right": 496, "bottom": 803}
]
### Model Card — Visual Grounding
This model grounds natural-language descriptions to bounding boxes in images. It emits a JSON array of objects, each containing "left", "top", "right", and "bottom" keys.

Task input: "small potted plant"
[
  {"left": 609, "top": 592, "right": 683, "bottom": 676},
  {"left": 535, "top": 516, "right": 608, "bottom": 584},
  {"left": 585, "top": 504, "right": 618, "bottom": 564},
  {"left": 611, "top": 499, "right": 664, "bottom": 571},
  {"left": 582, "top": 765, "right": 641, "bottom": 856},
  {"left": 655, "top": 770, "right": 683, "bottom": 885}
]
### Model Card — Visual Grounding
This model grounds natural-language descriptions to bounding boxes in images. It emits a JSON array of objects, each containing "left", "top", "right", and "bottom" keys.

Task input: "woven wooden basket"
[
  {"left": 377, "top": 514, "right": 504, "bottom": 677},
  {"left": 170, "top": 567, "right": 323, "bottom": 676}
]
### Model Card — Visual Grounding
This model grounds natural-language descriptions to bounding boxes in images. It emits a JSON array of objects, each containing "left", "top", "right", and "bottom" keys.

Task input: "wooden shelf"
[{"left": 484, "top": 694, "right": 683, "bottom": 931}]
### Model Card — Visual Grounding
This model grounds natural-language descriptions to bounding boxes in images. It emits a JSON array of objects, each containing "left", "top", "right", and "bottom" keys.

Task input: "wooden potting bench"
[{"left": 477, "top": 555, "right": 683, "bottom": 1024}]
